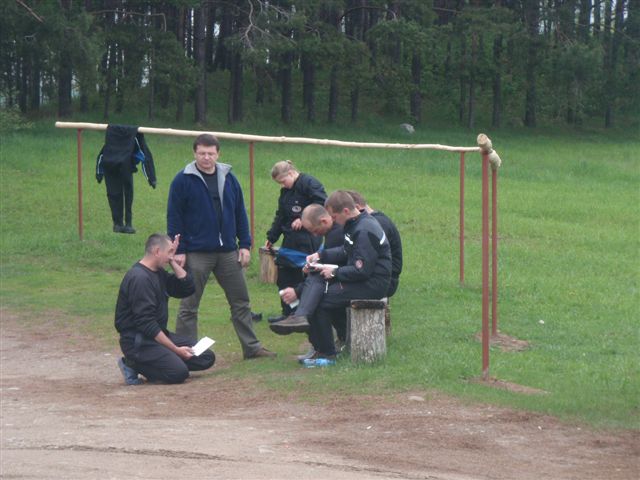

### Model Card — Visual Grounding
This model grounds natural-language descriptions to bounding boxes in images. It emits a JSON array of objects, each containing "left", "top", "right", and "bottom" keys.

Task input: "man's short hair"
[
  {"left": 345, "top": 190, "right": 367, "bottom": 207},
  {"left": 193, "top": 134, "right": 220, "bottom": 152},
  {"left": 325, "top": 190, "right": 356, "bottom": 213},
  {"left": 145, "top": 233, "right": 171, "bottom": 254},
  {"left": 302, "top": 204, "right": 330, "bottom": 226}
]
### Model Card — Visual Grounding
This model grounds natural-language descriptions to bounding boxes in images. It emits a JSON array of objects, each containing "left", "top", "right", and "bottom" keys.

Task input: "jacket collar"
[{"left": 184, "top": 160, "right": 231, "bottom": 179}]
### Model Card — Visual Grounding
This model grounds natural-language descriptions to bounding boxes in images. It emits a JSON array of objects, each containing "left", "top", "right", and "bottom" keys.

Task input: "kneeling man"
[{"left": 114, "top": 233, "right": 215, "bottom": 385}]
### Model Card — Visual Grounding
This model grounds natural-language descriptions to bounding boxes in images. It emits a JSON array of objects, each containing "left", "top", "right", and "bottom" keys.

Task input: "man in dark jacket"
[
  {"left": 285, "top": 191, "right": 391, "bottom": 365},
  {"left": 347, "top": 190, "right": 403, "bottom": 297},
  {"left": 167, "top": 134, "right": 274, "bottom": 360},
  {"left": 115, "top": 233, "right": 214, "bottom": 385}
]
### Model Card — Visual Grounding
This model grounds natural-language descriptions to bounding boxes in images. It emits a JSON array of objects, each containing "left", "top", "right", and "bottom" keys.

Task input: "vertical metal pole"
[
  {"left": 481, "top": 152, "right": 490, "bottom": 380},
  {"left": 459, "top": 152, "right": 465, "bottom": 285},
  {"left": 249, "top": 142, "right": 255, "bottom": 248},
  {"left": 77, "top": 129, "right": 84, "bottom": 241},
  {"left": 491, "top": 167, "right": 498, "bottom": 336}
]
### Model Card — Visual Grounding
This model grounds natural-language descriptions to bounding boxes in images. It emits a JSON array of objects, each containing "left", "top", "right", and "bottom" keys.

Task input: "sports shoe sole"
[{"left": 269, "top": 323, "right": 309, "bottom": 335}]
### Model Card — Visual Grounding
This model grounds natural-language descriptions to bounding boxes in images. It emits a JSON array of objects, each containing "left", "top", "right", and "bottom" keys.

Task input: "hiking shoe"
[
  {"left": 296, "top": 347, "right": 317, "bottom": 362},
  {"left": 246, "top": 347, "right": 277, "bottom": 359},
  {"left": 117, "top": 357, "right": 143, "bottom": 385},
  {"left": 269, "top": 315, "right": 310, "bottom": 335},
  {"left": 302, "top": 357, "right": 336, "bottom": 368},
  {"left": 267, "top": 315, "right": 286, "bottom": 324}
]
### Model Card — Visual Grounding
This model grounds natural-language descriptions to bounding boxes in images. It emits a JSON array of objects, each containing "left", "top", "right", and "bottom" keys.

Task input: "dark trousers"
[
  {"left": 276, "top": 266, "right": 304, "bottom": 316},
  {"left": 120, "top": 331, "right": 215, "bottom": 384},
  {"left": 309, "top": 282, "right": 385, "bottom": 357},
  {"left": 104, "top": 164, "right": 134, "bottom": 226}
]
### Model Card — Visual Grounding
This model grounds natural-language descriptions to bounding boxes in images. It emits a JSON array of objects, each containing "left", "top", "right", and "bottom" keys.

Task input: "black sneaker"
[
  {"left": 122, "top": 224, "right": 136, "bottom": 234},
  {"left": 117, "top": 357, "right": 143, "bottom": 385},
  {"left": 251, "top": 312, "right": 263, "bottom": 322},
  {"left": 113, "top": 224, "right": 126, "bottom": 233}
]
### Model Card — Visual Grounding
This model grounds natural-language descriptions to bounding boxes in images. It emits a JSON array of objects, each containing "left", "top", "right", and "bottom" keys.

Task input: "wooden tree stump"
[
  {"left": 347, "top": 299, "right": 387, "bottom": 363},
  {"left": 259, "top": 247, "right": 278, "bottom": 284}
]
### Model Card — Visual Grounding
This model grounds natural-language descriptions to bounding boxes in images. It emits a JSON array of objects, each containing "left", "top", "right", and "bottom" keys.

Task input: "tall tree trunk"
[
  {"left": 604, "top": 0, "right": 626, "bottom": 127},
  {"left": 524, "top": 0, "right": 540, "bottom": 127},
  {"left": 603, "top": 0, "right": 614, "bottom": 126},
  {"left": 175, "top": 6, "right": 186, "bottom": 122},
  {"left": 115, "top": 47, "right": 125, "bottom": 113},
  {"left": 458, "top": 36, "right": 466, "bottom": 125},
  {"left": 593, "top": 0, "right": 602, "bottom": 36},
  {"left": 30, "top": 56, "right": 40, "bottom": 111},
  {"left": 213, "top": 6, "right": 232, "bottom": 71},
  {"left": 492, "top": 35, "right": 503, "bottom": 128},
  {"left": 19, "top": 54, "right": 28, "bottom": 113},
  {"left": 205, "top": 2, "right": 216, "bottom": 68},
  {"left": 579, "top": 0, "right": 593, "bottom": 40},
  {"left": 194, "top": 2, "right": 207, "bottom": 124},
  {"left": 255, "top": 65, "right": 265, "bottom": 105},
  {"left": 148, "top": 44, "right": 155, "bottom": 120},
  {"left": 350, "top": 88, "right": 359, "bottom": 123},
  {"left": 301, "top": 54, "right": 316, "bottom": 122},
  {"left": 228, "top": 52, "right": 243, "bottom": 123},
  {"left": 280, "top": 51, "right": 293, "bottom": 123},
  {"left": 186, "top": 7, "right": 193, "bottom": 59},
  {"left": 410, "top": 53, "right": 422, "bottom": 123},
  {"left": 328, "top": 65, "right": 339, "bottom": 123},
  {"left": 467, "top": 32, "right": 478, "bottom": 129}
]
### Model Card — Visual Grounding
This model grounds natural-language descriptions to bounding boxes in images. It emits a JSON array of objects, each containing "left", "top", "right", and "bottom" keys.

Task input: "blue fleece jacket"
[{"left": 167, "top": 161, "right": 251, "bottom": 254}]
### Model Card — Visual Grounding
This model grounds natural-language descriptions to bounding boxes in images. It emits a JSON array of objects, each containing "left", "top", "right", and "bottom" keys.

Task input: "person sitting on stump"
[
  {"left": 114, "top": 233, "right": 215, "bottom": 385},
  {"left": 272, "top": 191, "right": 391, "bottom": 367}
]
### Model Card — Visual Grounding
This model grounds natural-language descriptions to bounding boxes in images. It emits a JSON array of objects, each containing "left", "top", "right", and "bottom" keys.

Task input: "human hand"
[
  {"left": 279, "top": 287, "right": 298, "bottom": 304},
  {"left": 265, "top": 240, "right": 273, "bottom": 249},
  {"left": 171, "top": 234, "right": 181, "bottom": 252},
  {"left": 173, "top": 253, "right": 186, "bottom": 268},
  {"left": 320, "top": 266, "right": 337, "bottom": 280},
  {"left": 176, "top": 346, "right": 194, "bottom": 361},
  {"left": 238, "top": 248, "right": 251, "bottom": 268},
  {"left": 291, "top": 218, "right": 303, "bottom": 231},
  {"left": 306, "top": 252, "right": 320, "bottom": 265}
]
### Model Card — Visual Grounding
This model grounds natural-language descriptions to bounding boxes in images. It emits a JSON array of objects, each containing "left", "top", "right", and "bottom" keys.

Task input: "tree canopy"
[{"left": 2, "top": 0, "right": 638, "bottom": 128}]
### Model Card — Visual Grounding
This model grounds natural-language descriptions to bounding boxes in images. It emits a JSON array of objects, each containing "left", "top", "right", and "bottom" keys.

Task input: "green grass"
[{"left": 1, "top": 119, "right": 638, "bottom": 429}]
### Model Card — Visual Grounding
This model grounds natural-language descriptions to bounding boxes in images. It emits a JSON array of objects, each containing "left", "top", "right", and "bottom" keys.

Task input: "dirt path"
[{"left": 1, "top": 310, "right": 638, "bottom": 479}]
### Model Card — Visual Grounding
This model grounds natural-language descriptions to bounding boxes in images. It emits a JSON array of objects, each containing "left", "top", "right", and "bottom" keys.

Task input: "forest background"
[{"left": 2, "top": 0, "right": 639, "bottom": 129}]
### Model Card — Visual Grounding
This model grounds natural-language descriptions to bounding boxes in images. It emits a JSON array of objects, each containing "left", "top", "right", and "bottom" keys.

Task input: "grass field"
[{"left": 1, "top": 118, "right": 638, "bottom": 429}]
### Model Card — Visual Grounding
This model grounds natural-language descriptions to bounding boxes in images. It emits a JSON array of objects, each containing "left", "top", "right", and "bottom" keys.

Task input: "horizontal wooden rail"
[{"left": 55, "top": 122, "right": 481, "bottom": 153}]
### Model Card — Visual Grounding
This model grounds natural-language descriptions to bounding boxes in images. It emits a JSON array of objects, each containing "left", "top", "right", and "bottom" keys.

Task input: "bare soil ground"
[{"left": 1, "top": 309, "right": 638, "bottom": 480}]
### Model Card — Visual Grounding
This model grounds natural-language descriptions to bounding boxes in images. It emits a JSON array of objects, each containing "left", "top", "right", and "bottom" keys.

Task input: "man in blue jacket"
[{"left": 167, "top": 134, "right": 275, "bottom": 359}]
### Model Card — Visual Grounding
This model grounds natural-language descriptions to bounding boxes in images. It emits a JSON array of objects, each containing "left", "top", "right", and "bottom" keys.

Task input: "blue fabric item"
[{"left": 276, "top": 247, "right": 308, "bottom": 268}]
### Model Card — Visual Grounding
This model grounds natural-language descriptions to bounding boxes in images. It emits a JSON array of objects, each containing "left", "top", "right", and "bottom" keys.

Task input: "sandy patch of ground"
[{"left": 1, "top": 310, "right": 638, "bottom": 479}]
